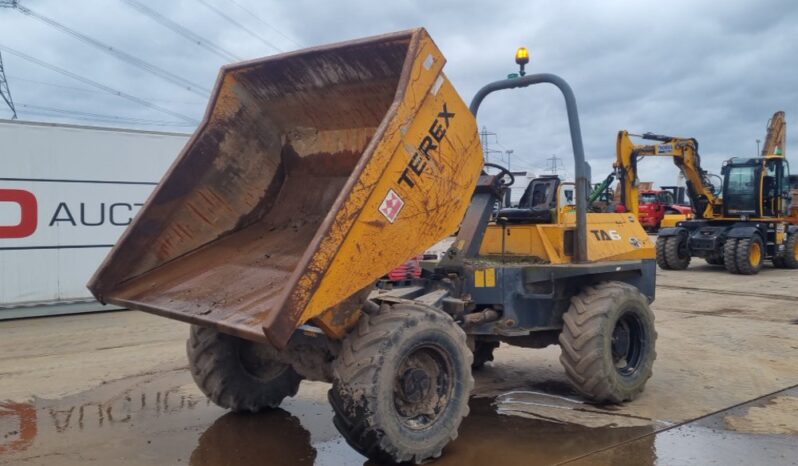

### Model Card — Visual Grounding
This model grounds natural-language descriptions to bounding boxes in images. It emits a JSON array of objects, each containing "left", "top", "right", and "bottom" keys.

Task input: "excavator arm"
[
  {"left": 762, "top": 110, "right": 786, "bottom": 157},
  {"left": 615, "top": 131, "right": 719, "bottom": 219}
]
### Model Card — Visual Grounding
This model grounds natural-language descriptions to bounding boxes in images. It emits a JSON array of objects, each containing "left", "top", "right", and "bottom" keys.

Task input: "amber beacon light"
[{"left": 515, "top": 46, "right": 530, "bottom": 76}]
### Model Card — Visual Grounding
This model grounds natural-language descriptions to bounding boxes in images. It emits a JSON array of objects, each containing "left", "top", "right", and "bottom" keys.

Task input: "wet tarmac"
[
  {"left": 2, "top": 367, "right": 796, "bottom": 466},
  {"left": 2, "top": 262, "right": 798, "bottom": 465}
]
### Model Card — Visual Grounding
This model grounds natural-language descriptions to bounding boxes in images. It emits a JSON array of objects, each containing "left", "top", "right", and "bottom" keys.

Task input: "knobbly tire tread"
[
  {"left": 655, "top": 236, "right": 670, "bottom": 269},
  {"left": 724, "top": 238, "right": 740, "bottom": 274},
  {"left": 329, "top": 304, "right": 473, "bottom": 464},
  {"left": 187, "top": 325, "right": 301, "bottom": 413},
  {"left": 773, "top": 234, "right": 798, "bottom": 269},
  {"left": 558, "top": 281, "right": 657, "bottom": 404},
  {"left": 735, "top": 236, "right": 763, "bottom": 275},
  {"left": 664, "top": 235, "right": 690, "bottom": 270}
]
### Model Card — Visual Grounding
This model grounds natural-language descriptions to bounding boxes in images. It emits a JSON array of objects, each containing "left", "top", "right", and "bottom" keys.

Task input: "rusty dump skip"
[{"left": 88, "top": 28, "right": 484, "bottom": 348}]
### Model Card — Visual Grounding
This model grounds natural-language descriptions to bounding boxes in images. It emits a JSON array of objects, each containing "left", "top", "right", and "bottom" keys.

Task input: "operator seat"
[{"left": 498, "top": 176, "right": 560, "bottom": 223}]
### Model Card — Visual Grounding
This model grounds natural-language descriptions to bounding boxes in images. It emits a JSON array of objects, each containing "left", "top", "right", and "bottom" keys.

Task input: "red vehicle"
[{"left": 638, "top": 189, "right": 692, "bottom": 231}]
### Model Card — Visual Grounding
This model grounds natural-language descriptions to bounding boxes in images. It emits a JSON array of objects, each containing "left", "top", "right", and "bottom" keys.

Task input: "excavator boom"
[
  {"left": 615, "top": 131, "right": 718, "bottom": 219},
  {"left": 762, "top": 111, "right": 786, "bottom": 157}
]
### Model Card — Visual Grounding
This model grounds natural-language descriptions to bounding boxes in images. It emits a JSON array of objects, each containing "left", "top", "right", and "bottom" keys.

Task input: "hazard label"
[{"left": 378, "top": 189, "right": 404, "bottom": 223}]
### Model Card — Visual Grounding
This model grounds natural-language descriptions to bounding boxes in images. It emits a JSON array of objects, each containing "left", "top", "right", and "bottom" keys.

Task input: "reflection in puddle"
[
  {"left": 7, "top": 370, "right": 794, "bottom": 466},
  {"left": 191, "top": 409, "right": 316, "bottom": 466},
  {"left": 0, "top": 369, "right": 660, "bottom": 466},
  {"left": 0, "top": 402, "right": 37, "bottom": 454}
]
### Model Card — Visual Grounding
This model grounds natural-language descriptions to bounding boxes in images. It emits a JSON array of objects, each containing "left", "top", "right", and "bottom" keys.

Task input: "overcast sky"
[{"left": 1, "top": 0, "right": 796, "bottom": 186}]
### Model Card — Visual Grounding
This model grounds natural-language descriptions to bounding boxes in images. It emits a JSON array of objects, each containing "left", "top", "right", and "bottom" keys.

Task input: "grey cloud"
[{"left": 0, "top": 0, "right": 795, "bottom": 186}]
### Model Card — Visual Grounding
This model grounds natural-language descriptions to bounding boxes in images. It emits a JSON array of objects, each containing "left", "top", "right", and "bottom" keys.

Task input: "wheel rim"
[
  {"left": 750, "top": 241, "right": 762, "bottom": 266},
  {"left": 611, "top": 310, "right": 647, "bottom": 376},
  {"left": 793, "top": 241, "right": 798, "bottom": 261},
  {"left": 393, "top": 344, "right": 453, "bottom": 430}
]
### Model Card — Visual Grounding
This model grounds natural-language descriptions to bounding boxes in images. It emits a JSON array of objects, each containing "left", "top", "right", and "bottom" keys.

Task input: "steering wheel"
[{"left": 483, "top": 162, "right": 515, "bottom": 187}]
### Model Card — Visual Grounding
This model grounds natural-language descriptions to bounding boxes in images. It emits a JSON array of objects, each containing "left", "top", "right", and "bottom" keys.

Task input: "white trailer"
[{"left": 0, "top": 119, "right": 189, "bottom": 319}]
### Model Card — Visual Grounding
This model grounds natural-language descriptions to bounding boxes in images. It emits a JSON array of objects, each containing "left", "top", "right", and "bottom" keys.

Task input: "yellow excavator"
[
  {"left": 618, "top": 111, "right": 796, "bottom": 274},
  {"left": 614, "top": 132, "right": 719, "bottom": 228},
  {"left": 88, "top": 29, "right": 658, "bottom": 463}
]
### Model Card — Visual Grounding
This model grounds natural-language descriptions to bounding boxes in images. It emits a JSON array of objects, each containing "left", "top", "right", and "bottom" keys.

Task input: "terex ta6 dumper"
[{"left": 89, "top": 29, "right": 658, "bottom": 463}]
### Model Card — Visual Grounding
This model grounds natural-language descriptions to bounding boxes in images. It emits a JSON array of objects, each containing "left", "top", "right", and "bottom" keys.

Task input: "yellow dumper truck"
[{"left": 89, "top": 29, "right": 658, "bottom": 463}]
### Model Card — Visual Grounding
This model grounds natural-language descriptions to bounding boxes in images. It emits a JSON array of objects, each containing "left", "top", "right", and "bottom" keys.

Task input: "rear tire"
[
  {"left": 329, "top": 304, "right": 473, "bottom": 464},
  {"left": 559, "top": 281, "right": 657, "bottom": 403},
  {"left": 657, "top": 235, "right": 690, "bottom": 270},
  {"left": 735, "top": 236, "right": 764, "bottom": 275},
  {"left": 472, "top": 341, "right": 500, "bottom": 369},
  {"left": 187, "top": 325, "right": 302, "bottom": 412},
  {"left": 773, "top": 233, "right": 798, "bottom": 269},
  {"left": 723, "top": 238, "right": 740, "bottom": 274},
  {"left": 705, "top": 254, "right": 724, "bottom": 266}
]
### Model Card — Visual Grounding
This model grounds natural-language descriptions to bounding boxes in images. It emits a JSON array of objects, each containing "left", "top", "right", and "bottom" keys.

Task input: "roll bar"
[{"left": 469, "top": 73, "right": 591, "bottom": 262}]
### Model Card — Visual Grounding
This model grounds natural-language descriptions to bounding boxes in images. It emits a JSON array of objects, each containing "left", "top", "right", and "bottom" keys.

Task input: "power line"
[
  {"left": 5, "top": 2, "right": 210, "bottom": 97},
  {"left": 16, "top": 102, "right": 194, "bottom": 127},
  {"left": 224, "top": 0, "right": 301, "bottom": 48},
  {"left": 122, "top": 0, "right": 242, "bottom": 62},
  {"left": 194, "top": 0, "right": 282, "bottom": 53},
  {"left": 7, "top": 74, "right": 205, "bottom": 106},
  {"left": 0, "top": 44, "right": 199, "bottom": 124},
  {"left": 0, "top": 50, "right": 17, "bottom": 119}
]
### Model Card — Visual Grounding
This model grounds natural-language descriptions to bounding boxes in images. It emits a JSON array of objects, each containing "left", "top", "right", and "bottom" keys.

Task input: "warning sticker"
[{"left": 378, "top": 189, "right": 404, "bottom": 223}]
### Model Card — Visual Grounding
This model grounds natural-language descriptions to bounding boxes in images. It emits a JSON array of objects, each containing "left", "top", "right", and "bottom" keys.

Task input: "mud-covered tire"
[
  {"left": 472, "top": 341, "right": 500, "bottom": 369},
  {"left": 656, "top": 235, "right": 690, "bottom": 270},
  {"left": 329, "top": 304, "right": 473, "bottom": 464},
  {"left": 664, "top": 235, "right": 690, "bottom": 270},
  {"left": 704, "top": 254, "right": 724, "bottom": 266},
  {"left": 735, "top": 236, "right": 764, "bottom": 275},
  {"left": 655, "top": 236, "right": 669, "bottom": 269},
  {"left": 773, "top": 234, "right": 798, "bottom": 269},
  {"left": 187, "top": 325, "right": 302, "bottom": 412},
  {"left": 723, "top": 238, "right": 740, "bottom": 274},
  {"left": 559, "top": 282, "right": 657, "bottom": 403}
]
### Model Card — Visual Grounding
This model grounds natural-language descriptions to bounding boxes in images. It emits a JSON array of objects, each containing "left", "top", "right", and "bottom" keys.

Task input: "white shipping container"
[{"left": 0, "top": 119, "right": 189, "bottom": 319}]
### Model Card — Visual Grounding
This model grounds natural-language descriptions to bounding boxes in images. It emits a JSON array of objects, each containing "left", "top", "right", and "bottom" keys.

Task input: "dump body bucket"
[{"left": 88, "top": 29, "right": 483, "bottom": 348}]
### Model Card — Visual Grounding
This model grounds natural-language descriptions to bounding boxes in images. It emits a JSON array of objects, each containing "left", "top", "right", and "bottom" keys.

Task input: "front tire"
[
  {"left": 329, "top": 304, "right": 473, "bottom": 464},
  {"left": 735, "top": 236, "right": 764, "bottom": 275},
  {"left": 656, "top": 235, "right": 691, "bottom": 270},
  {"left": 559, "top": 282, "right": 657, "bottom": 403},
  {"left": 723, "top": 238, "right": 740, "bottom": 273},
  {"left": 187, "top": 325, "right": 302, "bottom": 412}
]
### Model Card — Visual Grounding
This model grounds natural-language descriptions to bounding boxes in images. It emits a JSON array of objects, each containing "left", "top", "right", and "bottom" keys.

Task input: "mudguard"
[
  {"left": 657, "top": 227, "right": 686, "bottom": 238},
  {"left": 726, "top": 226, "right": 761, "bottom": 239}
]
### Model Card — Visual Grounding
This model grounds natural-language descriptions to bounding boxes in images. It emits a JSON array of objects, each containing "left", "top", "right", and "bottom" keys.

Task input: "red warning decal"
[{"left": 378, "top": 189, "right": 404, "bottom": 223}]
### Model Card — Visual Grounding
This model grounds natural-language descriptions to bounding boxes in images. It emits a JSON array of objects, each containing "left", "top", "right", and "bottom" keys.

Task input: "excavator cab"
[{"left": 722, "top": 157, "right": 791, "bottom": 218}]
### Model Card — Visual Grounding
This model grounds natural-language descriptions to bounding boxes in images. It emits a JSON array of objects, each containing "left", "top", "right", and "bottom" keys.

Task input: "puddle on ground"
[
  {"left": 0, "top": 371, "right": 795, "bottom": 466},
  {"left": 569, "top": 386, "right": 798, "bottom": 466}
]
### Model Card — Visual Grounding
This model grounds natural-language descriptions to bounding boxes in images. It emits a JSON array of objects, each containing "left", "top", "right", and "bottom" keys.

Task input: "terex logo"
[
  {"left": 397, "top": 103, "right": 456, "bottom": 189},
  {"left": 0, "top": 189, "right": 38, "bottom": 239}
]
